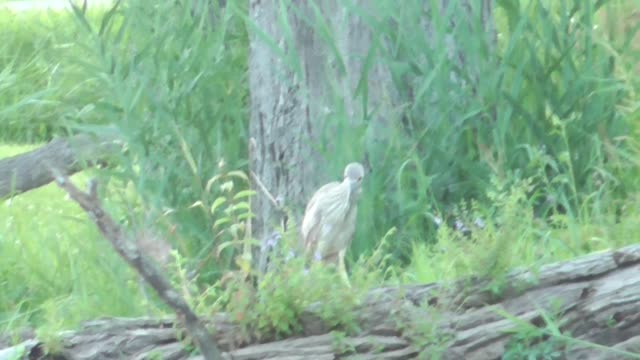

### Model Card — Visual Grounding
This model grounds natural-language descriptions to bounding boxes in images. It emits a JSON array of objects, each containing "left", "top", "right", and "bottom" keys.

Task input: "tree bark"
[
  {"left": 3, "top": 244, "right": 639, "bottom": 360},
  {"left": 0, "top": 133, "right": 122, "bottom": 199},
  {"left": 247, "top": 0, "right": 494, "bottom": 260},
  {"left": 247, "top": 0, "right": 401, "bottom": 243}
]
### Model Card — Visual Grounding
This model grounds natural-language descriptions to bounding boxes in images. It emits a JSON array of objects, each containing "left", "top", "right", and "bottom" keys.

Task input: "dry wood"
[
  {"left": 2, "top": 244, "right": 639, "bottom": 360},
  {"left": 0, "top": 133, "right": 122, "bottom": 199}
]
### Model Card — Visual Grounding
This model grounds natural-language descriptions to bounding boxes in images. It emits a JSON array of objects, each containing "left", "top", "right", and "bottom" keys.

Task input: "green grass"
[
  {"left": 402, "top": 178, "right": 640, "bottom": 285},
  {"left": 0, "top": 5, "right": 112, "bottom": 142},
  {"left": 0, "top": 0, "right": 639, "bottom": 357},
  {"left": 0, "top": 144, "right": 154, "bottom": 335}
]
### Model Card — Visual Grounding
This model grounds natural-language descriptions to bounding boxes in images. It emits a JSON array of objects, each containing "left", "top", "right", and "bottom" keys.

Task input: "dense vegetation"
[{"left": 0, "top": 0, "right": 639, "bottom": 356}]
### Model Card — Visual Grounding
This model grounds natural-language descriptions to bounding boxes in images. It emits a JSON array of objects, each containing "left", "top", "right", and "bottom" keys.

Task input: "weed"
[
  {"left": 331, "top": 330, "right": 356, "bottom": 355},
  {"left": 0, "top": 1, "right": 639, "bottom": 357},
  {"left": 504, "top": 329, "right": 565, "bottom": 360},
  {"left": 406, "top": 305, "right": 454, "bottom": 360}
]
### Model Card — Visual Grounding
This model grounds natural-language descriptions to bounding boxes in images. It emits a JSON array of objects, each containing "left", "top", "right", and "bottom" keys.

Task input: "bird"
[{"left": 300, "top": 162, "right": 365, "bottom": 286}]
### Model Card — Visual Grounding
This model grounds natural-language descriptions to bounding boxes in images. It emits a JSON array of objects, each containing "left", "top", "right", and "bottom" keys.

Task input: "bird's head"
[{"left": 343, "top": 162, "right": 365, "bottom": 197}]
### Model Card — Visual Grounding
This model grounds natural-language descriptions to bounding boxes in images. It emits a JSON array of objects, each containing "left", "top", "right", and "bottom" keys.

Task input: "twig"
[
  {"left": 50, "top": 167, "right": 222, "bottom": 360},
  {"left": 249, "top": 136, "right": 284, "bottom": 211},
  {"left": 249, "top": 170, "right": 282, "bottom": 210},
  {"left": 0, "top": 132, "right": 123, "bottom": 199}
]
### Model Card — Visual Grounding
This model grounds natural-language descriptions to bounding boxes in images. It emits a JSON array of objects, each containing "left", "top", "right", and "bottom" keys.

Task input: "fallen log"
[
  {"left": 2, "top": 244, "right": 639, "bottom": 359},
  {"left": 0, "top": 133, "right": 122, "bottom": 199}
]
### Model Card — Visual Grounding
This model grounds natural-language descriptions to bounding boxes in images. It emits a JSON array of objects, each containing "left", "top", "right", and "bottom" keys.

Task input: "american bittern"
[{"left": 301, "top": 162, "right": 365, "bottom": 285}]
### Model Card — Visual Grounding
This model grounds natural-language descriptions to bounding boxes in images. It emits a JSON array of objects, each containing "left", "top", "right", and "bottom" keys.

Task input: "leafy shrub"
[
  {"left": 65, "top": 1, "right": 249, "bottom": 283},
  {"left": 344, "top": 0, "right": 636, "bottom": 256}
]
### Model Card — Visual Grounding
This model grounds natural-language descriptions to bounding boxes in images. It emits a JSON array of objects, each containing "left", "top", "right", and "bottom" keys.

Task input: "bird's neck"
[{"left": 346, "top": 182, "right": 361, "bottom": 204}]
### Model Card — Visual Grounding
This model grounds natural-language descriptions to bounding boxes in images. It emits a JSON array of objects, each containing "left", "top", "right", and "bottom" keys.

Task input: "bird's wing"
[
  {"left": 320, "top": 200, "right": 359, "bottom": 261},
  {"left": 301, "top": 181, "right": 342, "bottom": 253}
]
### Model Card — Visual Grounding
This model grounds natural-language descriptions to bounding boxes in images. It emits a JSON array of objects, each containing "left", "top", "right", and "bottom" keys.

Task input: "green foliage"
[
  {"left": 145, "top": 170, "right": 365, "bottom": 341},
  {"left": 405, "top": 172, "right": 640, "bottom": 287},
  {"left": 0, "top": 7, "right": 110, "bottom": 142},
  {"left": 506, "top": 336, "right": 563, "bottom": 358},
  {"left": 402, "top": 302, "right": 454, "bottom": 360},
  {"left": 196, "top": 228, "right": 362, "bottom": 340},
  {"left": 188, "top": 161, "right": 257, "bottom": 278},
  {"left": 0, "top": 145, "right": 153, "bottom": 334},
  {"left": 31, "top": 0, "right": 639, "bottom": 277},
  {"left": 237, "top": 0, "right": 639, "bottom": 260},
  {"left": 404, "top": 178, "right": 546, "bottom": 285},
  {"left": 504, "top": 327, "right": 565, "bottom": 360},
  {"left": 63, "top": 0, "right": 249, "bottom": 283},
  {"left": 500, "top": 305, "right": 640, "bottom": 359},
  {"left": 500, "top": 302, "right": 568, "bottom": 360},
  {"left": 252, "top": 259, "right": 359, "bottom": 338},
  {"left": 34, "top": 306, "right": 64, "bottom": 356},
  {"left": 0, "top": 2, "right": 639, "bottom": 357},
  {"left": 330, "top": 331, "right": 356, "bottom": 355}
]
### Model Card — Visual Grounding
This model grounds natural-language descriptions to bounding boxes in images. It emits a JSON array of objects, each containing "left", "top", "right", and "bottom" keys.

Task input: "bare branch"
[
  {"left": 0, "top": 133, "right": 123, "bottom": 199},
  {"left": 52, "top": 172, "right": 222, "bottom": 360},
  {"left": 249, "top": 169, "right": 281, "bottom": 210}
]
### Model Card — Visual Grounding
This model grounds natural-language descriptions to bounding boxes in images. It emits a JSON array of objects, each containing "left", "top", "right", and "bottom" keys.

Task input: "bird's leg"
[{"left": 338, "top": 250, "right": 351, "bottom": 288}]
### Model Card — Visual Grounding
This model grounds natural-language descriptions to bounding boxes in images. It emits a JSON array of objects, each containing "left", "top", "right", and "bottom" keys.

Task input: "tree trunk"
[
  {"left": 0, "top": 133, "right": 122, "bottom": 199},
  {"left": 247, "top": 0, "right": 401, "bottom": 243},
  {"left": 247, "top": 0, "right": 494, "bottom": 260},
  {"left": 3, "top": 244, "right": 640, "bottom": 359}
]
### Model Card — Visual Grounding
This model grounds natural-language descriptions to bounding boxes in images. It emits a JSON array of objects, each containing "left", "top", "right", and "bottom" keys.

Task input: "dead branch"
[
  {"left": 50, "top": 173, "right": 222, "bottom": 360},
  {"left": 0, "top": 133, "right": 123, "bottom": 199}
]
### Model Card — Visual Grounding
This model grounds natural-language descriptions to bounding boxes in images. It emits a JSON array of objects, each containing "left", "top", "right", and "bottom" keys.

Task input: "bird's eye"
[{"left": 358, "top": 176, "right": 363, "bottom": 182}]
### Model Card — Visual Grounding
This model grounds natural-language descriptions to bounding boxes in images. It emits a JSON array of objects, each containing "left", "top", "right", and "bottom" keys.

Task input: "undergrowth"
[
  {"left": 1, "top": 141, "right": 639, "bottom": 357},
  {"left": 0, "top": 0, "right": 639, "bottom": 358},
  {"left": 0, "top": 145, "right": 157, "bottom": 339}
]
